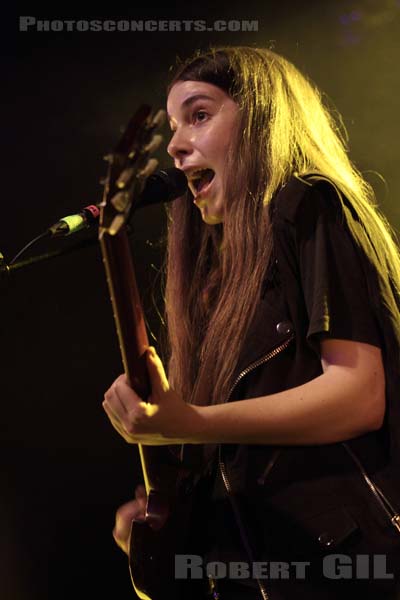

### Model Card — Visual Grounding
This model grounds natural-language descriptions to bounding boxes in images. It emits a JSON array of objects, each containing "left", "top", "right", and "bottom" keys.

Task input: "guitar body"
[{"left": 129, "top": 488, "right": 194, "bottom": 600}]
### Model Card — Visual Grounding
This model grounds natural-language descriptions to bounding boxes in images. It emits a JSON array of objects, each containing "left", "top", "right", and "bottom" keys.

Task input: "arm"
[
  {"left": 103, "top": 339, "right": 385, "bottom": 446},
  {"left": 190, "top": 338, "right": 385, "bottom": 445}
]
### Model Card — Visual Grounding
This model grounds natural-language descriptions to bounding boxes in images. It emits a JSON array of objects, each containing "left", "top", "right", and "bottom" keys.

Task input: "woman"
[{"left": 103, "top": 47, "right": 400, "bottom": 599}]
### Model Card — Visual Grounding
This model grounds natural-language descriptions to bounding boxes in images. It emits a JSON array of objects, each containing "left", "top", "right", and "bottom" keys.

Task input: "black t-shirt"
[{"left": 272, "top": 175, "right": 382, "bottom": 353}]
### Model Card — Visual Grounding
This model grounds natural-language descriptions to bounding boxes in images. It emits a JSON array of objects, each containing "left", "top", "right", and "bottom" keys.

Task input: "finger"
[
  {"left": 114, "top": 501, "right": 146, "bottom": 537},
  {"left": 103, "top": 388, "right": 125, "bottom": 419},
  {"left": 102, "top": 398, "right": 122, "bottom": 425},
  {"left": 104, "top": 374, "right": 127, "bottom": 403},
  {"left": 116, "top": 499, "right": 146, "bottom": 524},
  {"left": 109, "top": 377, "right": 132, "bottom": 414},
  {"left": 104, "top": 379, "right": 140, "bottom": 423},
  {"left": 104, "top": 374, "right": 137, "bottom": 416},
  {"left": 146, "top": 347, "right": 169, "bottom": 394},
  {"left": 135, "top": 484, "right": 147, "bottom": 500},
  {"left": 113, "top": 499, "right": 145, "bottom": 554},
  {"left": 112, "top": 529, "right": 129, "bottom": 555},
  {"left": 103, "top": 401, "right": 153, "bottom": 443},
  {"left": 103, "top": 401, "right": 132, "bottom": 441}
]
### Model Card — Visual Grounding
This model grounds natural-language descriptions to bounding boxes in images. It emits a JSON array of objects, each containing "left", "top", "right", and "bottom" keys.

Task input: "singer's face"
[{"left": 167, "top": 81, "right": 239, "bottom": 225}]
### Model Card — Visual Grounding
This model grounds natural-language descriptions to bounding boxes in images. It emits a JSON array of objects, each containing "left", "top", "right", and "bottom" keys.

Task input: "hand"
[
  {"left": 102, "top": 347, "right": 201, "bottom": 445},
  {"left": 113, "top": 484, "right": 147, "bottom": 555}
]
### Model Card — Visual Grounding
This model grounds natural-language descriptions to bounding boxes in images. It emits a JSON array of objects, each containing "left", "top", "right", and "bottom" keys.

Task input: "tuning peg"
[
  {"left": 109, "top": 214, "right": 125, "bottom": 236},
  {"left": 99, "top": 177, "right": 107, "bottom": 186},
  {"left": 111, "top": 190, "right": 131, "bottom": 213},
  {"left": 144, "top": 134, "right": 163, "bottom": 155},
  {"left": 117, "top": 166, "right": 135, "bottom": 189},
  {"left": 151, "top": 110, "right": 166, "bottom": 129},
  {"left": 137, "top": 158, "right": 158, "bottom": 179},
  {"left": 128, "top": 149, "right": 137, "bottom": 161},
  {"left": 103, "top": 154, "right": 113, "bottom": 163}
]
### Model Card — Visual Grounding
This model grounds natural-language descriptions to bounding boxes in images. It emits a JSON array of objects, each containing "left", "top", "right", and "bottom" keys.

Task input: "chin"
[
  {"left": 202, "top": 213, "right": 224, "bottom": 225},
  {"left": 198, "top": 200, "right": 224, "bottom": 225}
]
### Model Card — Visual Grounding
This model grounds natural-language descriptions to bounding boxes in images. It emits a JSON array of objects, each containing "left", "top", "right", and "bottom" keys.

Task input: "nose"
[{"left": 167, "top": 128, "right": 193, "bottom": 163}]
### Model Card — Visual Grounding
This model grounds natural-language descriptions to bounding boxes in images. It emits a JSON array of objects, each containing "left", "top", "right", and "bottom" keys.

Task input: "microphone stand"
[
  {"left": 0, "top": 166, "right": 185, "bottom": 282},
  {"left": 0, "top": 234, "right": 100, "bottom": 281}
]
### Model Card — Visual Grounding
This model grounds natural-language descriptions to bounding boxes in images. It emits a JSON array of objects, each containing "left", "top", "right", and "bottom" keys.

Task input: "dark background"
[{"left": 1, "top": 2, "right": 399, "bottom": 598}]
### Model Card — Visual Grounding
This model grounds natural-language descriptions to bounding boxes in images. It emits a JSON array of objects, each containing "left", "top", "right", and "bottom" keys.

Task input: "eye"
[{"left": 193, "top": 110, "right": 208, "bottom": 124}]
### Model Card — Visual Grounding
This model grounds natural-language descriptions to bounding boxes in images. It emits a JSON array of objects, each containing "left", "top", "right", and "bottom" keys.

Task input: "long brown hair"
[{"left": 162, "top": 46, "right": 400, "bottom": 407}]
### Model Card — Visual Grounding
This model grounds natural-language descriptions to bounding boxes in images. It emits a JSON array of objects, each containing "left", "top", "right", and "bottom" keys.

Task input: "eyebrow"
[{"left": 167, "top": 93, "right": 215, "bottom": 122}]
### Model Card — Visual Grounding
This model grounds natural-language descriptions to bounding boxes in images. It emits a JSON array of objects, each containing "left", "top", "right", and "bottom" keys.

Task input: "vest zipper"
[
  {"left": 342, "top": 442, "right": 400, "bottom": 534},
  {"left": 218, "top": 334, "right": 295, "bottom": 600},
  {"left": 225, "top": 335, "right": 295, "bottom": 402}
]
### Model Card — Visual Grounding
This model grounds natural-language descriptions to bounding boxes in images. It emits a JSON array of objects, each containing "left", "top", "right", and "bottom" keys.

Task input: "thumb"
[{"left": 146, "top": 347, "right": 170, "bottom": 394}]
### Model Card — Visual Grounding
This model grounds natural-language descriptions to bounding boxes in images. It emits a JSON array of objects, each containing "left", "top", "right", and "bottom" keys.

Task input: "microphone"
[
  {"left": 48, "top": 168, "right": 187, "bottom": 237},
  {"left": 134, "top": 167, "right": 187, "bottom": 209},
  {"left": 48, "top": 205, "right": 100, "bottom": 237}
]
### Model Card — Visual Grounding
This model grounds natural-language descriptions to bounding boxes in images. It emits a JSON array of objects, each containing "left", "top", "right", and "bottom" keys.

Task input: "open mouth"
[{"left": 189, "top": 169, "right": 215, "bottom": 195}]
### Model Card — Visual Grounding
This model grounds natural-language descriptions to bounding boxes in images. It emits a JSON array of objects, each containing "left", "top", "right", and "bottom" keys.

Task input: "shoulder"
[{"left": 270, "top": 173, "right": 346, "bottom": 226}]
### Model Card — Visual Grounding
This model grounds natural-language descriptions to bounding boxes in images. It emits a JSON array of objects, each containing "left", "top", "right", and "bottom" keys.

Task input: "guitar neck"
[
  {"left": 100, "top": 225, "right": 175, "bottom": 494},
  {"left": 100, "top": 226, "right": 150, "bottom": 395}
]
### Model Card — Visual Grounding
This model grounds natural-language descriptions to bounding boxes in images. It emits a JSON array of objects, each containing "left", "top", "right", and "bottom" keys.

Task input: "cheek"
[
  {"left": 218, "top": 123, "right": 236, "bottom": 160},
  {"left": 212, "top": 138, "right": 231, "bottom": 167}
]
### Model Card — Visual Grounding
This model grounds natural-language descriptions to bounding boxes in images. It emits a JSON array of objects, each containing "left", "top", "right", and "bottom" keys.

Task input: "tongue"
[{"left": 198, "top": 169, "right": 214, "bottom": 192}]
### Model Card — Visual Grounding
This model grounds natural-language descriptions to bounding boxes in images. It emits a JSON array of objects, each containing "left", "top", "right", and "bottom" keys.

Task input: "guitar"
[{"left": 98, "top": 106, "right": 193, "bottom": 599}]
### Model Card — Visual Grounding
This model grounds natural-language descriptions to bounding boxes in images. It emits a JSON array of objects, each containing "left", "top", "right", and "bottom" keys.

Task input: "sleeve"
[{"left": 274, "top": 177, "right": 382, "bottom": 353}]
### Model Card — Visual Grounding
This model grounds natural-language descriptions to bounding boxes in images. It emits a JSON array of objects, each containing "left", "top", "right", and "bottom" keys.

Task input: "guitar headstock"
[{"left": 99, "top": 105, "right": 166, "bottom": 236}]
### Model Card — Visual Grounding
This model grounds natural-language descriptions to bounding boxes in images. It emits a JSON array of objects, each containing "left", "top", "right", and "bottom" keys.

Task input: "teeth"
[{"left": 188, "top": 168, "right": 209, "bottom": 181}]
